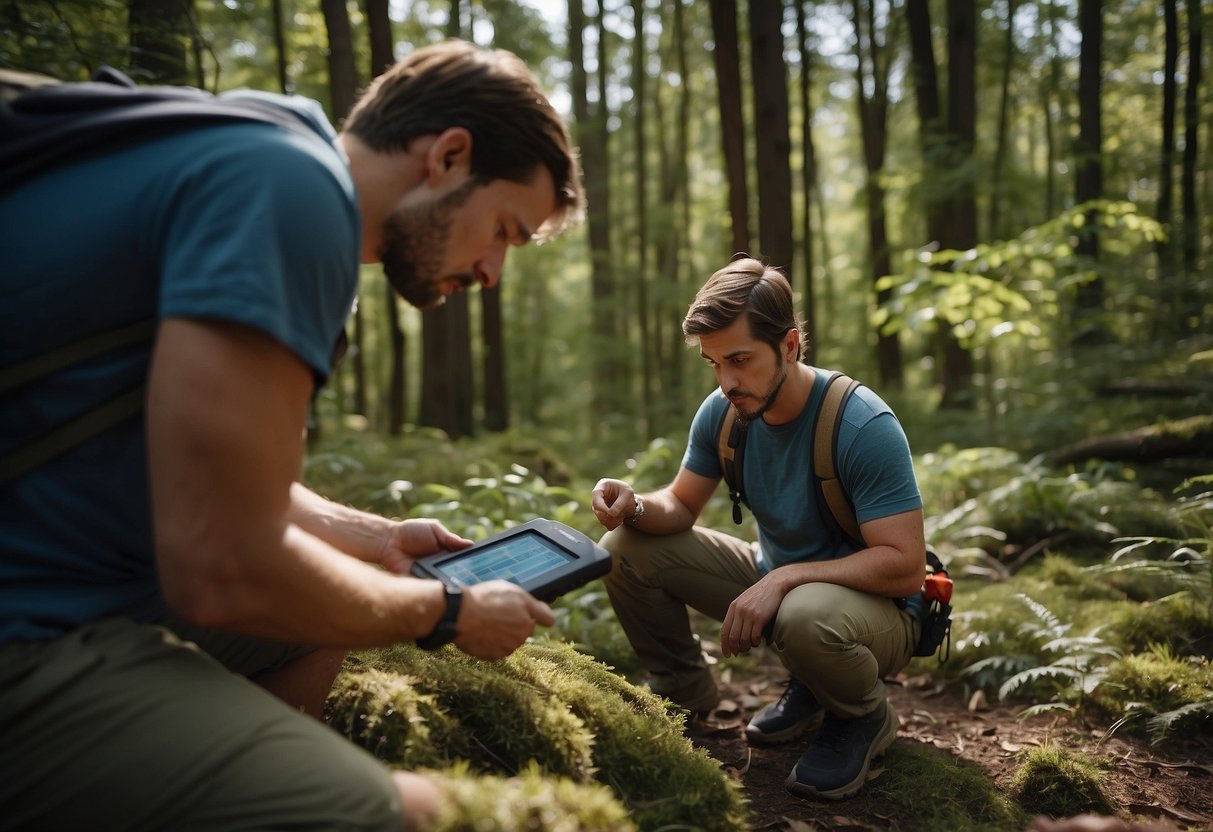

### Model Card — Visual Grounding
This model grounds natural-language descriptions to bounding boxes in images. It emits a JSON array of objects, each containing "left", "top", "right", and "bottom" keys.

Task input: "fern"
[{"left": 1145, "top": 699, "right": 1213, "bottom": 744}]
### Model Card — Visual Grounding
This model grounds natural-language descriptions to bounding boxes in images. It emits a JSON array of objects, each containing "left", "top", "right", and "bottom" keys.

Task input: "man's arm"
[
  {"left": 287, "top": 484, "right": 473, "bottom": 574},
  {"left": 590, "top": 466, "right": 719, "bottom": 534},
  {"left": 719, "top": 508, "right": 926, "bottom": 656},
  {"left": 147, "top": 318, "right": 551, "bottom": 657}
]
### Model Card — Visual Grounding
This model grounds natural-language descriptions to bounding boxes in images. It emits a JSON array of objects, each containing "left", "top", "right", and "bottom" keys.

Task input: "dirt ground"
[{"left": 686, "top": 664, "right": 1213, "bottom": 832}]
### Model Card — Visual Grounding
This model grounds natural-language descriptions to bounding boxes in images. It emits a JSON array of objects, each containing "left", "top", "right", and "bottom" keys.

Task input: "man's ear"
[
  {"left": 784, "top": 327, "right": 800, "bottom": 363},
  {"left": 424, "top": 126, "right": 473, "bottom": 186}
]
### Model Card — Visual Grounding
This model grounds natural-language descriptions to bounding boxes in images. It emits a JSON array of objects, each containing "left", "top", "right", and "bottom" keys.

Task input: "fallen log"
[{"left": 1047, "top": 415, "right": 1213, "bottom": 466}]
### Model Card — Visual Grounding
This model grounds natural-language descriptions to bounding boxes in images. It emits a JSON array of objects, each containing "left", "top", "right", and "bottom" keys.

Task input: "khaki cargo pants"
[
  {"left": 600, "top": 524, "right": 920, "bottom": 718},
  {"left": 0, "top": 617, "right": 402, "bottom": 832}
]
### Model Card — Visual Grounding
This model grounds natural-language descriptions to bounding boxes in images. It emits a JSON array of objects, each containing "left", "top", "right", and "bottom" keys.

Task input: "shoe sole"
[
  {"left": 744, "top": 710, "right": 822, "bottom": 746},
  {"left": 784, "top": 702, "right": 898, "bottom": 801}
]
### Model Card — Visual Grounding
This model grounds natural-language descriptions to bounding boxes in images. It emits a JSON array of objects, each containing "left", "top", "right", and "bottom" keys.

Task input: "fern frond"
[
  {"left": 1145, "top": 699, "right": 1213, "bottom": 744},
  {"left": 1018, "top": 701, "right": 1074, "bottom": 719},
  {"left": 999, "top": 664, "right": 1079, "bottom": 701}
]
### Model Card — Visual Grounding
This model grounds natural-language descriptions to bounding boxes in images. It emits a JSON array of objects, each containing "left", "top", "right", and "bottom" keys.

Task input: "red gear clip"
[{"left": 923, "top": 571, "right": 953, "bottom": 605}]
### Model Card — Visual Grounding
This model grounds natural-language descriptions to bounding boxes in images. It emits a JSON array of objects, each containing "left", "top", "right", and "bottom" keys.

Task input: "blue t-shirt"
[
  {"left": 682, "top": 370, "right": 922, "bottom": 572},
  {"left": 0, "top": 92, "right": 360, "bottom": 643}
]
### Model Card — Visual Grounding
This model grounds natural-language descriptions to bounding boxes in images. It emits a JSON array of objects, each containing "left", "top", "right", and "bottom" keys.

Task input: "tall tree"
[
  {"left": 987, "top": 0, "right": 1017, "bottom": 241},
  {"left": 569, "top": 0, "right": 620, "bottom": 424},
  {"left": 1157, "top": 0, "right": 1178, "bottom": 273},
  {"left": 631, "top": 0, "right": 656, "bottom": 435},
  {"left": 937, "top": 0, "right": 976, "bottom": 407},
  {"left": 1180, "top": 0, "right": 1202, "bottom": 276},
  {"left": 851, "top": 0, "right": 902, "bottom": 389},
  {"left": 366, "top": 0, "right": 401, "bottom": 431},
  {"left": 319, "top": 0, "right": 358, "bottom": 122},
  {"left": 748, "top": 0, "right": 794, "bottom": 279},
  {"left": 420, "top": 2, "right": 476, "bottom": 438},
  {"left": 128, "top": 0, "right": 189, "bottom": 84},
  {"left": 1072, "top": 0, "right": 1104, "bottom": 338},
  {"left": 795, "top": 0, "right": 819, "bottom": 365},
  {"left": 708, "top": 0, "right": 751, "bottom": 256},
  {"left": 269, "top": 0, "right": 289, "bottom": 93}
]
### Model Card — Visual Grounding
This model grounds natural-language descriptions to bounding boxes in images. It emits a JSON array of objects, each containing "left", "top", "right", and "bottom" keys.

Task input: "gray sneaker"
[
  {"left": 785, "top": 700, "right": 898, "bottom": 800},
  {"left": 745, "top": 678, "right": 822, "bottom": 746}
]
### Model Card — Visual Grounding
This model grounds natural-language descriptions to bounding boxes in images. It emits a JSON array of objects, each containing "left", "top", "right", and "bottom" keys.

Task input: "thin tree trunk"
[
  {"left": 632, "top": 0, "right": 655, "bottom": 436},
  {"left": 1072, "top": 0, "right": 1104, "bottom": 337},
  {"left": 852, "top": 0, "right": 902, "bottom": 389},
  {"left": 1157, "top": 0, "right": 1178, "bottom": 273},
  {"left": 365, "top": 0, "right": 395, "bottom": 428},
  {"left": 1181, "top": 0, "right": 1202, "bottom": 276},
  {"left": 987, "top": 0, "right": 1017, "bottom": 241},
  {"left": 749, "top": 0, "right": 794, "bottom": 280},
  {"left": 270, "top": 0, "right": 288, "bottom": 93},
  {"left": 128, "top": 0, "right": 189, "bottom": 85},
  {"left": 708, "top": 0, "right": 751, "bottom": 256},
  {"left": 795, "top": 0, "right": 818, "bottom": 365},
  {"left": 319, "top": 0, "right": 358, "bottom": 122}
]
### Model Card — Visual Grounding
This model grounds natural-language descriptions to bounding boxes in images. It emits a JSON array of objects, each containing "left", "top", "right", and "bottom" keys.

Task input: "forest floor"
[{"left": 684, "top": 653, "right": 1213, "bottom": 832}]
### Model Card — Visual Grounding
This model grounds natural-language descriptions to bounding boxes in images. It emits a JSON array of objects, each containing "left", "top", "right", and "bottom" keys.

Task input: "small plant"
[
  {"left": 1091, "top": 645, "right": 1213, "bottom": 744},
  {"left": 1010, "top": 746, "right": 1116, "bottom": 818},
  {"left": 964, "top": 594, "right": 1120, "bottom": 720}
]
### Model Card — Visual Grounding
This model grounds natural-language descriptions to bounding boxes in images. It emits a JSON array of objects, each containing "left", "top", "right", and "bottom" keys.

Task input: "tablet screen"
[{"left": 438, "top": 530, "right": 573, "bottom": 586}]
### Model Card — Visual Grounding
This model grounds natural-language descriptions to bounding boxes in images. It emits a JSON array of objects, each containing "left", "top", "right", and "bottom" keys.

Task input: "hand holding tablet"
[{"left": 410, "top": 518, "right": 612, "bottom": 603}]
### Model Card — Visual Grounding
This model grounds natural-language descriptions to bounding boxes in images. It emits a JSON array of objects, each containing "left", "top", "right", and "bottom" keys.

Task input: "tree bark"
[
  {"left": 1048, "top": 416, "right": 1213, "bottom": 467},
  {"left": 128, "top": 0, "right": 189, "bottom": 85},
  {"left": 270, "top": 0, "right": 289, "bottom": 93},
  {"left": 1157, "top": 0, "right": 1178, "bottom": 272},
  {"left": 749, "top": 0, "right": 794, "bottom": 280},
  {"left": 366, "top": 0, "right": 396, "bottom": 428},
  {"left": 319, "top": 0, "right": 358, "bottom": 122},
  {"left": 1072, "top": 0, "right": 1104, "bottom": 336},
  {"left": 1181, "top": 0, "right": 1202, "bottom": 275},
  {"left": 708, "top": 0, "right": 751, "bottom": 257},
  {"left": 852, "top": 0, "right": 902, "bottom": 389},
  {"left": 795, "top": 0, "right": 818, "bottom": 365},
  {"left": 987, "top": 0, "right": 1017, "bottom": 241}
]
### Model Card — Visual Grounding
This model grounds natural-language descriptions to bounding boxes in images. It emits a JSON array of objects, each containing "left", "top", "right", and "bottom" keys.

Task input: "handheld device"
[{"left": 410, "top": 518, "right": 611, "bottom": 603}]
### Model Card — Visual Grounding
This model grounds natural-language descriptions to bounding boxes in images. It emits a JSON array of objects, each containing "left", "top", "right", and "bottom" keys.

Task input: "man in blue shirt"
[
  {"left": 591, "top": 257, "right": 926, "bottom": 802},
  {"left": 1, "top": 40, "right": 582, "bottom": 831}
]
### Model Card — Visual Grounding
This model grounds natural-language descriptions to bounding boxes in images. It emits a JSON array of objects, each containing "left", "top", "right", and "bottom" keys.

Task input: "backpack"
[
  {"left": 0, "top": 67, "right": 323, "bottom": 487},
  {"left": 715, "top": 371, "right": 953, "bottom": 662}
]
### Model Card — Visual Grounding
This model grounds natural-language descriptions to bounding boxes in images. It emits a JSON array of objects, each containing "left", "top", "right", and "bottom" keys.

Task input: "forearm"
[
  {"left": 768, "top": 544, "right": 924, "bottom": 599},
  {"left": 625, "top": 487, "right": 698, "bottom": 535},
  {"left": 164, "top": 519, "right": 446, "bottom": 646},
  {"left": 288, "top": 482, "right": 393, "bottom": 563}
]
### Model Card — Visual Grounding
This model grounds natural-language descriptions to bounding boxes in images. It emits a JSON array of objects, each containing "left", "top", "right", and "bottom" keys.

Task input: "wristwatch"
[
  {"left": 416, "top": 583, "right": 463, "bottom": 650},
  {"left": 626, "top": 494, "right": 645, "bottom": 525}
]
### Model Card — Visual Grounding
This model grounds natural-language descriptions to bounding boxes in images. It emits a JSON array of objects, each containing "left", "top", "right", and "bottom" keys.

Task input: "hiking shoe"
[
  {"left": 745, "top": 678, "right": 822, "bottom": 745},
  {"left": 785, "top": 700, "right": 898, "bottom": 801}
]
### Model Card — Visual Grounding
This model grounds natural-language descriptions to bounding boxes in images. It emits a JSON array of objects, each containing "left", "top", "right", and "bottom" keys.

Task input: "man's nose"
[{"left": 474, "top": 244, "right": 508, "bottom": 289}]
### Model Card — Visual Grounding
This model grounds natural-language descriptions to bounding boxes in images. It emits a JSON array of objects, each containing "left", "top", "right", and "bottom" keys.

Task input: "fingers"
[
  {"left": 454, "top": 581, "right": 552, "bottom": 661},
  {"left": 590, "top": 478, "right": 632, "bottom": 530}
]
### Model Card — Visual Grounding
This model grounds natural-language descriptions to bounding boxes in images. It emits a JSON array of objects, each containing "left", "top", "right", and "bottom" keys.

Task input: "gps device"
[{"left": 410, "top": 518, "right": 611, "bottom": 603}]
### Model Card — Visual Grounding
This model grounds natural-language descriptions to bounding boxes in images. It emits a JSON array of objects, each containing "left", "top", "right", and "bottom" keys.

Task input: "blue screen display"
[{"left": 439, "top": 531, "right": 572, "bottom": 586}]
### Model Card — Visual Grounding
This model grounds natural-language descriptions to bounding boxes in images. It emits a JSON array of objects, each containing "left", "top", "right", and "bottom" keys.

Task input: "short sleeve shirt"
[
  {"left": 682, "top": 370, "right": 922, "bottom": 572},
  {"left": 0, "top": 93, "right": 360, "bottom": 643}
]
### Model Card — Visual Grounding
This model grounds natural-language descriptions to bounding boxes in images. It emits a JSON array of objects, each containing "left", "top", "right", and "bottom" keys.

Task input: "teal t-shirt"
[
  {"left": 682, "top": 369, "right": 922, "bottom": 572},
  {"left": 0, "top": 93, "right": 360, "bottom": 643}
]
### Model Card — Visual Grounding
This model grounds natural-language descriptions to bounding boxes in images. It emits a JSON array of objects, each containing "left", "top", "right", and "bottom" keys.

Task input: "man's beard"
[
  {"left": 730, "top": 354, "right": 787, "bottom": 425},
  {"left": 380, "top": 178, "right": 480, "bottom": 310}
]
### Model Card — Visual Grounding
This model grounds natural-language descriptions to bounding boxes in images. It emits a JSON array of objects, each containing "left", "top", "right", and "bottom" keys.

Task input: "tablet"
[{"left": 410, "top": 518, "right": 611, "bottom": 602}]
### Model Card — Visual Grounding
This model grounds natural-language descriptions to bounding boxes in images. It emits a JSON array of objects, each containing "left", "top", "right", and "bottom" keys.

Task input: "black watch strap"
[{"left": 416, "top": 583, "right": 463, "bottom": 650}]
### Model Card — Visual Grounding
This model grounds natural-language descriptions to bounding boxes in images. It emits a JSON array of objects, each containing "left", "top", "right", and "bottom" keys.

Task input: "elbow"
[{"left": 156, "top": 545, "right": 247, "bottom": 629}]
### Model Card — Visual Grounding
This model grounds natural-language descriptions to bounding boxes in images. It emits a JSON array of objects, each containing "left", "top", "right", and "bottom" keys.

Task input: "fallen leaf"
[
  {"left": 968, "top": 689, "right": 989, "bottom": 712},
  {"left": 1000, "top": 741, "right": 1022, "bottom": 753}
]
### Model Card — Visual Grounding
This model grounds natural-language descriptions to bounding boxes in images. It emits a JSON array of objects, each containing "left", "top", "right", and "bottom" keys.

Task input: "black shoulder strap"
[
  {"left": 1, "top": 66, "right": 317, "bottom": 195},
  {"left": 717, "top": 402, "right": 748, "bottom": 525},
  {"left": 812, "top": 372, "right": 864, "bottom": 546}
]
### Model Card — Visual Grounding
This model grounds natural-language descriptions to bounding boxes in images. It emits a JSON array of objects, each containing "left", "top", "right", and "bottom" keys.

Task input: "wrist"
[{"left": 625, "top": 493, "right": 646, "bottom": 526}]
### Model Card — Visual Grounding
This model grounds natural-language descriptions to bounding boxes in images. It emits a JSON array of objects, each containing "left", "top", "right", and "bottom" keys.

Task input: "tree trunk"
[
  {"left": 631, "top": 0, "right": 655, "bottom": 436},
  {"left": 1181, "top": 0, "right": 1202, "bottom": 276},
  {"left": 708, "top": 0, "right": 751, "bottom": 256},
  {"left": 795, "top": 0, "right": 818, "bottom": 366},
  {"left": 128, "top": 0, "right": 189, "bottom": 85},
  {"left": 481, "top": 286, "right": 507, "bottom": 431},
  {"left": 366, "top": 0, "right": 396, "bottom": 428},
  {"left": 749, "top": 0, "right": 794, "bottom": 281},
  {"left": 319, "top": 0, "right": 358, "bottom": 122},
  {"left": 270, "top": 0, "right": 289, "bottom": 93},
  {"left": 851, "top": 0, "right": 902, "bottom": 389},
  {"left": 569, "top": 0, "right": 619, "bottom": 424},
  {"left": 1157, "top": 0, "right": 1178, "bottom": 273},
  {"left": 1072, "top": 0, "right": 1104, "bottom": 337},
  {"left": 937, "top": 0, "right": 976, "bottom": 408},
  {"left": 987, "top": 0, "right": 1016, "bottom": 241}
]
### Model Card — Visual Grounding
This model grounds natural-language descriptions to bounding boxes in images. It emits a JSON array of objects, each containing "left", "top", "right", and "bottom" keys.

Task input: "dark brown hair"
[
  {"left": 343, "top": 40, "right": 584, "bottom": 239},
  {"left": 683, "top": 256, "right": 805, "bottom": 358}
]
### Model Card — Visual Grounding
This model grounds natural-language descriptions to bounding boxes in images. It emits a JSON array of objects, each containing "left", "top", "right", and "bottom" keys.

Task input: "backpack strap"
[
  {"left": 812, "top": 372, "right": 864, "bottom": 546},
  {"left": 717, "top": 402, "right": 748, "bottom": 525}
]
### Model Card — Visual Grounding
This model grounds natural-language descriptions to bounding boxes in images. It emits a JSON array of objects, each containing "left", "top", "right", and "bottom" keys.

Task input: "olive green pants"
[
  {"left": 600, "top": 524, "right": 920, "bottom": 717},
  {"left": 0, "top": 618, "right": 402, "bottom": 832}
]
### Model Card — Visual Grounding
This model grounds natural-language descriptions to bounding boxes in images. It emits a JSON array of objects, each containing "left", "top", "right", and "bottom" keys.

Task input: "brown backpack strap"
[
  {"left": 813, "top": 372, "right": 864, "bottom": 545},
  {"left": 717, "top": 402, "right": 747, "bottom": 525}
]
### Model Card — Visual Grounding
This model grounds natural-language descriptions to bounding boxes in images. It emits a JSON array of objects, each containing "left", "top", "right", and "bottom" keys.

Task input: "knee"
[
  {"left": 599, "top": 525, "right": 649, "bottom": 585},
  {"left": 772, "top": 582, "right": 857, "bottom": 650}
]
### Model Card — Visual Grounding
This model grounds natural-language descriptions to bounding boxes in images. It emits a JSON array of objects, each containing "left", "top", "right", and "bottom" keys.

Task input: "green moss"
[
  {"left": 1038, "top": 554, "right": 1122, "bottom": 601},
  {"left": 1088, "top": 647, "right": 1213, "bottom": 741},
  {"left": 1010, "top": 747, "right": 1115, "bottom": 818},
  {"left": 1107, "top": 593, "right": 1213, "bottom": 656},
  {"left": 432, "top": 763, "right": 635, "bottom": 832},
  {"left": 861, "top": 743, "right": 1029, "bottom": 831},
  {"left": 329, "top": 641, "right": 748, "bottom": 832}
]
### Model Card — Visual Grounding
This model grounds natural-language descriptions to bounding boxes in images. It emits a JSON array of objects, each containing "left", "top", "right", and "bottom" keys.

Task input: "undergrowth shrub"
[
  {"left": 1089, "top": 646, "right": 1213, "bottom": 743},
  {"left": 327, "top": 641, "right": 748, "bottom": 832},
  {"left": 862, "top": 743, "right": 1028, "bottom": 831},
  {"left": 1010, "top": 747, "right": 1115, "bottom": 818}
]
